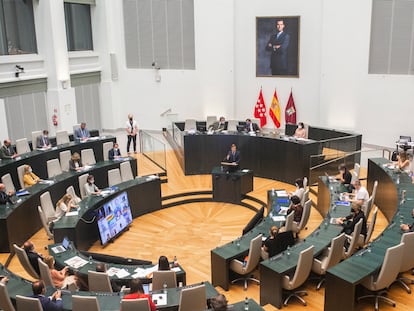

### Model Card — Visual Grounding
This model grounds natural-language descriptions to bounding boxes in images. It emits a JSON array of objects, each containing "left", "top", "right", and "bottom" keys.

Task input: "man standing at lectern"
[{"left": 225, "top": 144, "right": 240, "bottom": 169}]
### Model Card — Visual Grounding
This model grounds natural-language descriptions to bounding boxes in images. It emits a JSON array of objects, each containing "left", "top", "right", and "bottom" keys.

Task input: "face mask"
[
  {"left": 90, "top": 179, "right": 94, "bottom": 184},
  {"left": 114, "top": 148, "right": 118, "bottom": 152},
  {"left": 29, "top": 169, "right": 32, "bottom": 173}
]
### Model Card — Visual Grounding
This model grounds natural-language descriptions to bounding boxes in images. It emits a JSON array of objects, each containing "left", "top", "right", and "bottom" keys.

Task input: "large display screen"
[{"left": 97, "top": 191, "right": 133, "bottom": 245}]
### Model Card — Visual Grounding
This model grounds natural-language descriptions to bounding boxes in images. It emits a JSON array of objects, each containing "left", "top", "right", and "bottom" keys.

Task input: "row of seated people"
[
  {"left": 0, "top": 142, "right": 131, "bottom": 204},
  {"left": 0, "top": 275, "right": 235, "bottom": 311},
  {"left": 3, "top": 243, "right": 235, "bottom": 311},
  {"left": 0, "top": 123, "right": 93, "bottom": 159}
]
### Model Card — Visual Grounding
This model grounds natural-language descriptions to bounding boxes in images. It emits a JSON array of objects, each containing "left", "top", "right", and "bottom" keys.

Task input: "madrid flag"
[
  {"left": 254, "top": 88, "right": 267, "bottom": 127},
  {"left": 269, "top": 89, "right": 281, "bottom": 128},
  {"left": 285, "top": 90, "right": 297, "bottom": 124}
]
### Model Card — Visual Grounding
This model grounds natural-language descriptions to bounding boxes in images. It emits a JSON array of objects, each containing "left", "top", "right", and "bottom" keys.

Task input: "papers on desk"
[
  {"left": 132, "top": 264, "right": 158, "bottom": 279},
  {"left": 79, "top": 165, "right": 93, "bottom": 172},
  {"left": 65, "top": 210, "right": 79, "bottom": 217},
  {"left": 152, "top": 293, "right": 167, "bottom": 306},
  {"left": 64, "top": 256, "right": 88, "bottom": 269},
  {"left": 146, "top": 175, "right": 159, "bottom": 181},
  {"left": 106, "top": 267, "right": 130, "bottom": 278},
  {"left": 16, "top": 190, "right": 30, "bottom": 196},
  {"left": 276, "top": 190, "right": 288, "bottom": 197},
  {"left": 39, "top": 180, "right": 54, "bottom": 185},
  {"left": 241, "top": 169, "right": 250, "bottom": 173},
  {"left": 272, "top": 215, "right": 286, "bottom": 222},
  {"left": 100, "top": 190, "right": 113, "bottom": 197},
  {"left": 171, "top": 267, "right": 181, "bottom": 272},
  {"left": 330, "top": 218, "right": 339, "bottom": 225},
  {"left": 335, "top": 201, "right": 350, "bottom": 206}
]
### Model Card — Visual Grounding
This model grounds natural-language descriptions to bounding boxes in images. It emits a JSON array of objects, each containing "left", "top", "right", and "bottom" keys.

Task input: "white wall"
[
  {"left": 319, "top": 0, "right": 414, "bottom": 148},
  {"left": 101, "top": 0, "right": 235, "bottom": 131}
]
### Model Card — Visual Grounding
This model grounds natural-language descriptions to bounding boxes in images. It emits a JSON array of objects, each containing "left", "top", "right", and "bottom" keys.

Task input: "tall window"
[
  {"left": 64, "top": 2, "right": 93, "bottom": 51},
  {"left": 369, "top": 0, "right": 414, "bottom": 75},
  {"left": 123, "top": 0, "right": 195, "bottom": 69},
  {"left": 0, "top": 0, "right": 37, "bottom": 55}
]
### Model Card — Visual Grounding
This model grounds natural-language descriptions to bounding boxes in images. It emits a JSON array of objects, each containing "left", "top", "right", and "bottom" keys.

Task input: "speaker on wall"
[{"left": 110, "top": 53, "right": 118, "bottom": 81}]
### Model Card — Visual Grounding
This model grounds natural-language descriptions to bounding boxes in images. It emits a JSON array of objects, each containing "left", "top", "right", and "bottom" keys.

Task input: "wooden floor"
[{"left": 2, "top": 150, "right": 414, "bottom": 310}]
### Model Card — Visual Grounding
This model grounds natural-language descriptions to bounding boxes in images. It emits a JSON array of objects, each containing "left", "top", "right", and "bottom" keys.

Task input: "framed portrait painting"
[{"left": 256, "top": 16, "right": 300, "bottom": 77}]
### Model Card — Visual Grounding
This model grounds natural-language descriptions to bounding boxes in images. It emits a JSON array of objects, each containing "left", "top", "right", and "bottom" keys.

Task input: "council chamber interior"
[{"left": 1, "top": 1, "right": 414, "bottom": 311}]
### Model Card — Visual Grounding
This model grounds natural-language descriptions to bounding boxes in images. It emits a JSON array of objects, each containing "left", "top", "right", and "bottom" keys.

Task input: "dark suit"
[
  {"left": 264, "top": 231, "right": 295, "bottom": 257},
  {"left": 31, "top": 295, "right": 63, "bottom": 311},
  {"left": 74, "top": 127, "right": 90, "bottom": 140},
  {"left": 36, "top": 135, "right": 50, "bottom": 148},
  {"left": 266, "top": 31, "right": 290, "bottom": 75},
  {"left": 0, "top": 190, "right": 13, "bottom": 204},
  {"left": 69, "top": 159, "right": 83, "bottom": 171},
  {"left": 209, "top": 121, "right": 227, "bottom": 132},
  {"left": 342, "top": 210, "right": 367, "bottom": 237},
  {"left": 26, "top": 250, "right": 43, "bottom": 275},
  {"left": 245, "top": 122, "right": 259, "bottom": 132},
  {"left": 108, "top": 148, "right": 121, "bottom": 160},
  {"left": 226, "top": 150, "right": 240, "bottom": 165},
  {"left": 0, "top": 145, "right": 16, "bottom": 159}
]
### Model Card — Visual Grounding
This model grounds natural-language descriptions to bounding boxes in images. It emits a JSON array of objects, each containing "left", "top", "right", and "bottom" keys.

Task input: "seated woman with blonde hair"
[
  {"left": 54, "top": 193, "right": 78, "bottom": 220},
  {"left": 69, "top": 152, "right": 83, "bottom": 171},
  {"left": 23, "top": 165, "right": 41, "bottom": 188}
]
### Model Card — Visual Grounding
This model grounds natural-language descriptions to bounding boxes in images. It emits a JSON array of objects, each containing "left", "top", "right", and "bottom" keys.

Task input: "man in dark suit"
[
  {"left": 74, "top": 122, "right": 90, "bottom": 141},
  {"left": 0, "top": 183, "right": 14, "bottom": 204},
  {"left": 0, "top": 139, "right": 18, "bottom": 159},
  {"left": 338, "top": 202, "right": 367, "bottom": 237},
  {"left": 209, "top": 116, "right": 227, "bottom": 132},
  {"left": 23, "top": 240, "right": 44, "bottom": 275},
  {"left": 225, "top": 144, "right": 240, "bottom": 172},
  {"left": 36, "top": 130, "right": 52, "bottom": 149},
  {"left": 108, "top": 142, "right": 122, "bottom": 160},
  {"left": 266, "top": 19, "right": 290, "bottom": 75},
  {"left": 244, "top": 118, "right": 260, "bottom": 132},
  {"left": 31, "top": 280, "right": 63, "bottom": 311}
]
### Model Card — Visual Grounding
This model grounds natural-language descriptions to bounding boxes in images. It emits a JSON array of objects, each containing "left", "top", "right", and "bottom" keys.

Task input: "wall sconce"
[
  {"left": 152, "top": 61, "right": 161, "bottom": 82},
  {"left": 15, "top": 65, "right": 24, "bottom": 78},
  {"left": 61, "top": 80, "right": 70, "bottom": 89}
]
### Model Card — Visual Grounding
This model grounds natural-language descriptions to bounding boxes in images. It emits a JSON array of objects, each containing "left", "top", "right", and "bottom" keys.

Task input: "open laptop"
[{"left": 51, "top": 236, "right": 70, "bottom": 254}]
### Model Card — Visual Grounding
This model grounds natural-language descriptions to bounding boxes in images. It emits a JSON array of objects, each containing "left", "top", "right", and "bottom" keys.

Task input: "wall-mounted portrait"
[{"left": 256, "top": 16, "right": 300, "bottom": 77}]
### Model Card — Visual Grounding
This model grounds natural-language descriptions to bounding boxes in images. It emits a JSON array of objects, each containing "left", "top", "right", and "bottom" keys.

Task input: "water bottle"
[
  {"left": 163, "top": 282, "right": 167, "bottom": 293},
  {"left": 236, "top": 237, "right": 241, "bottom": 248},
  {"left": 88, "top": 256, "right": 92, "bottom": 264},
  {"left": 286, "top": 245, "right": 291, "bottom": 258},
  {"left": 271, "top": 188, "right": 275, "bottom": 195},
  {"left": 244, "top": 297, "right": 249, "bottom": 310},
  {"left": 173, "top": 255, "right": 178, "bottom": 267}
]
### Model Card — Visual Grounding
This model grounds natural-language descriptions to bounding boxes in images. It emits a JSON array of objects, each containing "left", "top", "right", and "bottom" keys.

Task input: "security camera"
[
  {"left": 151, "top": 61, "right": 160, "bottom": 70},
  {"left": 15, "top": 65, "right": 25, "bottom": 77}
]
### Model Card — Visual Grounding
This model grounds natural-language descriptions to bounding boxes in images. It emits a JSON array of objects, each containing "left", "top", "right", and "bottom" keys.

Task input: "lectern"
[{"left": 212, "top": 166, "right": 253, "bottom": 204}]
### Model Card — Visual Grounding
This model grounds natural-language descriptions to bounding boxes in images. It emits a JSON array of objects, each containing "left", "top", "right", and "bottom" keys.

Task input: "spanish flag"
[{"left": 269, "top": 89, "right": 281, "bottom": 128}]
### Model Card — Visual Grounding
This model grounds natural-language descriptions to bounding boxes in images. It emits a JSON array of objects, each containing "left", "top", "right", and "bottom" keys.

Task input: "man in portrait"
[{"left": 266, "top": 19, "right": 290, "bottom": 75}]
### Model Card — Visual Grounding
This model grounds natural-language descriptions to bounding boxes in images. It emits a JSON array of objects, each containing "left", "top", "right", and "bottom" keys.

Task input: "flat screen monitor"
[{"left": 96, "top": 191, "right": 133, "bottom": 245}]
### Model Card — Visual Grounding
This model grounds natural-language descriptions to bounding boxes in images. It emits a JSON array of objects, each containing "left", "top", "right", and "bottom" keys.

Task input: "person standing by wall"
[{"left": 126, "top": 114, "right": 138, "bottom": 154}]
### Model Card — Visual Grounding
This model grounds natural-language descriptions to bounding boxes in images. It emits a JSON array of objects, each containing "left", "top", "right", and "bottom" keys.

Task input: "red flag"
[
  {"left": 269, "top": 89, "right": 281, "bottom": 128},
  {"left": 285, "top": 90, "right": 297, "bottom": 124},
  {"left": 254, "top": 89, "right": 267, "bottom": 127}
]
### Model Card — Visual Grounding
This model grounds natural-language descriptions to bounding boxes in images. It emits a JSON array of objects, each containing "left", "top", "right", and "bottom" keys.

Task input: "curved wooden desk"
[{"left": 0, "top": 158, "right": 137, "bottom": 253}]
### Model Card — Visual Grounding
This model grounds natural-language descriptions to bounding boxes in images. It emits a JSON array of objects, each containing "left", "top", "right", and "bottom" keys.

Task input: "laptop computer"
[{"left": 51, "top": 236, "right": 70, "bottom": 254}]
